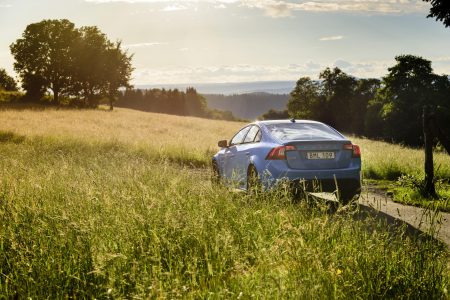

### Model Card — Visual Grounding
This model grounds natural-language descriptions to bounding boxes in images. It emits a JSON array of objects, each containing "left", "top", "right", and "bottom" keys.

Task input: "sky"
[{"left": 1, "top": 0, "right": 450, "bottom": 85}]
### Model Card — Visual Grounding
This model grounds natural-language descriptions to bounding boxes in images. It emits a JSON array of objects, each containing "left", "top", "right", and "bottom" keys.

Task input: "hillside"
[
  {"left": 0, "top": 107, "right": 448, "bottom": 298},
  {"left": 203, "top": 92, "right": 289, "bottom": 120}
]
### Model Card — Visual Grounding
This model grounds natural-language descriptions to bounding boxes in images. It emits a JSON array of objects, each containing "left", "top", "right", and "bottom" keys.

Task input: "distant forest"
[
  {"left": 115, "top": 88, "right": 237, "bottom": 121},
  {"left": 204, "top": 93, "right": 288, "bottom": 120}
]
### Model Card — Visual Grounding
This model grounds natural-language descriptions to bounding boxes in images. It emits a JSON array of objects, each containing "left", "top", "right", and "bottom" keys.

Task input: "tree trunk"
[
  {"left": 423, "top": 106, "right": 437, "bottom": 198},
  {"left": 53, "top": 87, "right": 59, "bottom": 104}
]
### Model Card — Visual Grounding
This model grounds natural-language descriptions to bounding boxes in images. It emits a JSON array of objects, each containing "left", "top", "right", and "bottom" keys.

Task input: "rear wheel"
[
  {"left": 247, "top": 165, "right": 262, "bottom": 194},
  {"left": 338, "top": 188, "right": 360, "bottom": 205}
]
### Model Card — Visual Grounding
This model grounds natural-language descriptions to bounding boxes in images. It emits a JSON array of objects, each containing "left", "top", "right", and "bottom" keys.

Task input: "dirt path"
[{"left": 358, "top": 187, "right": 450, "bottom": 247}]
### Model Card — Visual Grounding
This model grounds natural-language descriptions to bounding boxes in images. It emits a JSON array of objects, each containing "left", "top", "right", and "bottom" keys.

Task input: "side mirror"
[{"left": 218, "top": 140, "right": 228, "bottom": 148}]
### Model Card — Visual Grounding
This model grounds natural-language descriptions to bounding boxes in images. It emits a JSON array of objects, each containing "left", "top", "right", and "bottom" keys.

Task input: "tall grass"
[
  {"left": 0, "top": 107, "right": 448, "bottom": 180},
  {"left": 0, "top": 135, "right": 448, "bottom": 298}
]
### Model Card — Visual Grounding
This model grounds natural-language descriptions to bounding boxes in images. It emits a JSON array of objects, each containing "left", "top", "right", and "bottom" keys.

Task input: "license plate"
[{"left": 306, "top": 151, "right": 335, "bottom": 160}]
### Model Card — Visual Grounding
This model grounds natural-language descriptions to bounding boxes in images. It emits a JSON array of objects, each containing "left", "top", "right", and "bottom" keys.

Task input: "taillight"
[
  {"left": 343, "top": 143, "right": 361, "bottom": 158},
  {"left": 266, "top": 145, "right": 296, "bottom": 160}
]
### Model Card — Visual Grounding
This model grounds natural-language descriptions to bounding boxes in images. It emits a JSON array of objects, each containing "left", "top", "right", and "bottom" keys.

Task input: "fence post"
[{"left": 423, "top": 106, "right": 437, "bottom": 198}]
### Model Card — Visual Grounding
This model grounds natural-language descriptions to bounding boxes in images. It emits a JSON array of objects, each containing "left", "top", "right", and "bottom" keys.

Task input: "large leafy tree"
[
  {"left": 287, "top": 77, "right": 324, "bottom": 121},
  {"left": 71, "top": 27, "right": 133, "bottom": 108},
  {"left": 319, "top": 67, "right": 357, "bottom": 132},
  {"left": 0, "top": 68, "right": 17, "bottom": 91},
  {"left": 423, "top": 0, "right": 450, "bottom": 27},
  {"left": 10, "top": 19, "right": 79, "bottom": 103},
  {"left": 370, "top": 55, "right": 449, "bottom": 145},
  {"left": 287, "top": 68, "right": 379, "bottom": 134},
  {"left": 10, "top": 19, "right": 133, "bottom": 107},
  {"left": 103, "top": 41, "right": 133, "bottom": 110}
]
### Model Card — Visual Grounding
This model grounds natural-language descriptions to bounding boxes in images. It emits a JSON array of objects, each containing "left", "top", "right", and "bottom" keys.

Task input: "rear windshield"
[{"left": 266, "top": 123, "right": 343, "bottom": 141}]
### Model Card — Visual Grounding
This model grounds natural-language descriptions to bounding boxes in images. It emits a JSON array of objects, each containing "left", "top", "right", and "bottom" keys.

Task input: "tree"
[
  {"left": 10, "top": 19, "right": 133, "bottom": 107},
  {"left": 185, "top": 87, "right": 207, "bottom": 117},
  {"left": 319, "top": 67, "right": 357, "bottom": 131},
  {"left": 287, "top": 77, "right": 324, "bottom": 121},
  {"left": 10, "top": 19, "right": 80, "bottom": 104},
  {"left": 423, "top": 0, "right": 450, "bottom": 27},
  {"left": 0, "top": 68, "right": 17, "bottom": 91},
  {"left": 103, "top": 42, "right": 133, "bottom": 110},
  {"left": 71, "top": 28, "right": 133, "bottom": 109},
  {"left": 352, "top": 78, "right": 381, "bottom": 135},
  {"left": 371, "top": 55, "right": 448, "bottom": 145},
  {"left": 258, "top": 109, "right": 289, "bottom": 120}
]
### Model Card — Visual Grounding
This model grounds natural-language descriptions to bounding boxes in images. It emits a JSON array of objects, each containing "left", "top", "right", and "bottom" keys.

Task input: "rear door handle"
[{"left": 245, "top": 152, "right": 250, "bottom": 156}]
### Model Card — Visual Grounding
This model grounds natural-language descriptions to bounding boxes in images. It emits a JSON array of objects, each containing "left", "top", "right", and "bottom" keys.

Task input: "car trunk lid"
[{"left": 284, "top": 140, "right": 352, "bottom": 170}]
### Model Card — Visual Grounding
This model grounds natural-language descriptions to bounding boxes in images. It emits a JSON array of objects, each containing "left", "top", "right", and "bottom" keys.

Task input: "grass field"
[{"left": 0, "top": 107, "right": 449, "bottom": 297}]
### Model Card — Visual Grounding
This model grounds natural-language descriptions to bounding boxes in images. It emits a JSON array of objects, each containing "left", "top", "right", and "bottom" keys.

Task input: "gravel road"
[{"left": 358, "top": 187, "right": 450, "bottom": 248}]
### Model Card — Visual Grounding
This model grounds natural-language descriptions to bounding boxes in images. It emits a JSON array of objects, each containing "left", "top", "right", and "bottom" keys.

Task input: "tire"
[
  {"left": 211, "top": 161, "right": 220, "bottom": 185},
  {"left": 338, "top": 188, "right": 360, "bottom": 205},
  {"left": 247, "top": 165, "right": 262, "bottom": 194}
]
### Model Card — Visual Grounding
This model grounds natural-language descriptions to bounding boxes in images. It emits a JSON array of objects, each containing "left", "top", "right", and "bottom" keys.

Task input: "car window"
[
  {"left": 243, "top": 126, "right": 260, "bottom": 143},
  {"left": 254, "top": 129, "right": 261, "bottom": 142},
  {"left": 266, "top": 123, "right": 343, "bottom": 141},
  {"left": 230, "top": 126, "right": 251, "bottom": 145}
]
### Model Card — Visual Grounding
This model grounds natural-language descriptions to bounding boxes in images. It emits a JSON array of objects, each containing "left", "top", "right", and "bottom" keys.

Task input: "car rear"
[{"left": 261, "top": 121, "right": 361, "bottom": 201}]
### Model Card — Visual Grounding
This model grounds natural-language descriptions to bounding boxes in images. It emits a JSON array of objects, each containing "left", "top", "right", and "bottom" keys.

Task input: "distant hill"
[
  {"left": 203, "top": 92, "right": 289, "bottom": 120},
  {"left": 136, "top": 81, "right": 295, "bottom": 95}
]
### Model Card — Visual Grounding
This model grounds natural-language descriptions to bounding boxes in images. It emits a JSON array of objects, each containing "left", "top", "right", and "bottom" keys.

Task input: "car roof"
[{"left": 253, "top": 119, "right": 324, "bottom": 126}]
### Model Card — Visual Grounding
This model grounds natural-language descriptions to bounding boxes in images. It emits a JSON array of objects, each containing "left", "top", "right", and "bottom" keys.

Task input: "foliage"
[
  {"left": 9, "top": 19, "right": 132, "bottom": 107},
  {"left": 369, "top": 55, "right": 450, "bottom": 146},
  {"left": 258, "top": 108, "right": 289, "bottom": 120},
  {"left": 393, "top": 174, "right": 450, "bottom": 212},
  {"left": 286, "top": 56, "right": 449, "bottom": 146},
  {"left": 0, "top": 126, "right": 448, "bottom": 297},
  {"left": 0, "top": 69, "right": 17, "bottom": 91},
  {"left": 423, "top": 0, "right": 450, "bottom": 27},
  {"left": 0, "top": 90, "right": 23, "bottom": 103},
  {"left": 116, "top": 87, "right": 237, "bottom": 120},
  {"left": 287, "top": 69, "right": 380, "bottom": 135}
]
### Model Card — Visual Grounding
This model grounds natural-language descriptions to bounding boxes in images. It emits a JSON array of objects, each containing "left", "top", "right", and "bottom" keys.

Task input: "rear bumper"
[
  {"left": 290, "top": 178, "right": 361, "bottom": 194},
  {"left": 261, "top": 160, "right": 361, "bottom": 191}
]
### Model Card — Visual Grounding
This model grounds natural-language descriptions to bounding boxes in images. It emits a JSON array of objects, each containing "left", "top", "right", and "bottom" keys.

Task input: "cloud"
[
  {"left": 84, "top": 0, "right": 429, "bottom": 16},
  {"left": 0, "top": 4, "right": 12, "bottom": 8},
  {"left": 238, "top": 0, "right": 429, "bottom": 17},
  {"left": 319, "top": 35, "right": 344, "bottom": 41},
  {"left": 124, "top": 42, "right": 168, "bottom": 48},
  {"left": 161, "top": 4, "right": 188, "bottom": 11},
  {"left": 133, "top": 57, "right": 447, "bottom": 84}
]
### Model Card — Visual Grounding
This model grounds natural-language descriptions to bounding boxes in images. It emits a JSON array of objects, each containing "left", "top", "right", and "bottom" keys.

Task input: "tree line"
[
  {"left": 204, "top": 93, "right": 289, "bottom": 120},
  {"left": 8, "top": 19, "right": 133, "bottom": 109},
  {"left": 116, "top": 88, "right": 238, "bottom": 121},
  {"left": 269, "top": 55, "right": 449, "bottom": 146}
]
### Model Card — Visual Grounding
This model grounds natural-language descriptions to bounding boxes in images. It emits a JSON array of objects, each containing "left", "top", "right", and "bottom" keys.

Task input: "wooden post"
[{"left": 423, "top": 106, "right": 437, "bottom": 198}]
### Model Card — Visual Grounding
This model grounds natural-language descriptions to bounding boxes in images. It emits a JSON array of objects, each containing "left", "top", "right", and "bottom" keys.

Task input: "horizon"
[{"left": 1, "top": 0, "right": 450, "bottom": 85}]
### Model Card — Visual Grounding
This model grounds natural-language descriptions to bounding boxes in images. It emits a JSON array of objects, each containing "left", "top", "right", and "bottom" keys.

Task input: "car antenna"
[{"left": 290, "top": 118, "right": 296, "bottom": 123}]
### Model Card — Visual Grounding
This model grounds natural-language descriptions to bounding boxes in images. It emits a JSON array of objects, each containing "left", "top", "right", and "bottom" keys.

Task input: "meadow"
[
  {"left": 0, "top": 107, "right": 449, "bottom": 298},
  {"left": 0, "top": 107, "right": 449, "bottom": 180}
]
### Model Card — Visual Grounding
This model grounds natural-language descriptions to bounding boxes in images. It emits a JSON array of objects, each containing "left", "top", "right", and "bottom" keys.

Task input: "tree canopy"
[
  {"left": 0, "top": 68, "right": 17, "bottom": 91},
  {"left": 10, "top": 19, "right": 133, "bottom": 107},
  {"left": 285, "top": 55, "right": 449, "bottom": 146},
  {"left": 287, "top": 68, "right": 380, "bottom": 135},
  {"left": 368, "top": 55, "right": 450, "bottom": 145},
  {"left": 423, "top": 0, "right": 450, "bottom": 27}
]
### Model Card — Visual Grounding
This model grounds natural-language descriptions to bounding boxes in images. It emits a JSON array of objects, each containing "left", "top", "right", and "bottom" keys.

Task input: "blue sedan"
[{"left": 212, "top": 119, "right": 361, "bottom": 203}]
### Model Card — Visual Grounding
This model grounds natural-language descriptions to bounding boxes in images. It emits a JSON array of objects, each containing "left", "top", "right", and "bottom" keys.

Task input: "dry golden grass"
[
  {"left": 0, "top": 106, "right": 448, "bottom": 178},
  {"left": 0, "top": 107, "right": 244, "bottom": 149}
]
